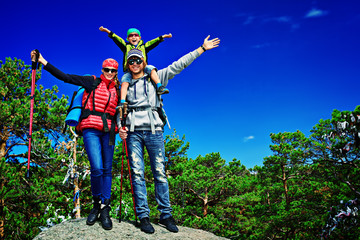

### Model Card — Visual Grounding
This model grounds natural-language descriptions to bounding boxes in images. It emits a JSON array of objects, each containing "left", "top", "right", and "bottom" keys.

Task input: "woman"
[{"left": 31, "top": 50, "right": 119, "bottom": 230}]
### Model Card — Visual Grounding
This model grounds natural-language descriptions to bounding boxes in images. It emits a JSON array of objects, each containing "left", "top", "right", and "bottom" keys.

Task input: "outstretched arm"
[
  {"left": 157, "top": 35, "right": 221, "bottom": 86},
  {"left": 196, "top": 35, "right": 220, "bottom": 55},
  {"left": 30, "top": 50, "right": 95, "bottom": 90},
  {"left": 99, "top": 26, "right": 111, "bottom": 34},
  {"left": 102, "top": 27, "right": 127, "bottom": 53}
]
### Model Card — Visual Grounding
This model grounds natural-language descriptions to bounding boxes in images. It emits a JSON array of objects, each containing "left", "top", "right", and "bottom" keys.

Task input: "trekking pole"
[
  {"left": 124, "top": 133, "right": 138, "bottom": 224},
  {"left": 26, "top": 49, "right": 39, "bottom": 178},
  {"left": 119, "top": 140, "right": 125, "bottom": 222},
  {"left": 119, "top": 104, "right": 125, "bottom": 222},
  {"left": 118, "top": 103, "right": 138, "bottom": 224}
]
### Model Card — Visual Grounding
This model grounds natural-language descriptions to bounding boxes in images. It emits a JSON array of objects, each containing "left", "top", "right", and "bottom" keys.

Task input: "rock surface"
[{"left": 33, "top": 218, "right": 229, "bottom": 240}]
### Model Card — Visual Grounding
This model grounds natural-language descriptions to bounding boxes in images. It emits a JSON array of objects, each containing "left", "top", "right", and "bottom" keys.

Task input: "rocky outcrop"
[{"left": 33, "top": 218, "right": 229, "bottom": 240}]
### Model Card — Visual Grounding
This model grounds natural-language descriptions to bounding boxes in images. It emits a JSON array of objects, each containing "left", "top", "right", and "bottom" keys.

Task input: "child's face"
[{"left": 127, "top": 33, "right": 141, "bottom": 46}]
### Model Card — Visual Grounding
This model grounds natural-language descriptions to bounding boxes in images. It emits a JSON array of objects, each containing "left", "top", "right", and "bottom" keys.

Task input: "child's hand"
[
  {"left": 99, "top": 26, "right": 110, "bottom": 34},
  {"left": 163, "top": 33, "right": 172, "bottom": 38}
]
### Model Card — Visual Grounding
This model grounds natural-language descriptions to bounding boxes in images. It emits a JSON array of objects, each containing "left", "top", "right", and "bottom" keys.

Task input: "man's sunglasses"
[
  {"left": 128, "top": 59, "right": 143, "bottom": 65},
  {"left": 128, "top": 34, "right": 139, "bottom": 38},
  {"left": 103, "top": 68, "right": 118, "bottom": 73}
]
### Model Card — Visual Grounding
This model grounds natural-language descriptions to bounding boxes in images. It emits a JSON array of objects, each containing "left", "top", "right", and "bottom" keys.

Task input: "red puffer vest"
[{"left": 77, "top": 75, "right": 119, "bottom": 138}]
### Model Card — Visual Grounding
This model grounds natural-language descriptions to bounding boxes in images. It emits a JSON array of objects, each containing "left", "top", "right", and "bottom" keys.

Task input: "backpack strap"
[
  {"left": 80, "top": 78, "right": 102, "bottom": 117},
  {"left": 148, "top": 77, "right": 170, "bottom": 129}
]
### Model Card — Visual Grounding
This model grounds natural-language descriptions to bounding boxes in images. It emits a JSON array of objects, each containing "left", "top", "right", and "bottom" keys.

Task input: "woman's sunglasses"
[
  {"left": 128, "top": 59, "right": 143, "bottom": 65},
  {"left": 103, "top": 68, "right": 118, "bottom": 73}
]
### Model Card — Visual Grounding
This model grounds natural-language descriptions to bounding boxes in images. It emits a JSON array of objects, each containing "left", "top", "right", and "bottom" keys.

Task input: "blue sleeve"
[
  {"left": 144, "top": 65, "right": 156, "bottom": 75},
  {"left": 120, "top": 72, "right": 132, "bottom": 83}
]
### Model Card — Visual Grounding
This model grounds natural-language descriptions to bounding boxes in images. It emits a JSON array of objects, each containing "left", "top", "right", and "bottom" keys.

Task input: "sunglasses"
[
  {"left": 128, "top": 33, "right": 139, "bottom": 38},
  {"left": 128, "top": 58, "right": 143, "bottom": 65},
  {"left": 103, "top": 68, "right": 118, "bottom": 73}
]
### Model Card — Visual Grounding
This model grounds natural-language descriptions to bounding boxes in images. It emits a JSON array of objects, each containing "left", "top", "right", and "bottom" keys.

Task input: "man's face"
[
  {"left": 127, "top": 33, "right": 141, "bottom": 46},
  {"left": 128, "top": 57, "right": 144, "bottom": 74}
]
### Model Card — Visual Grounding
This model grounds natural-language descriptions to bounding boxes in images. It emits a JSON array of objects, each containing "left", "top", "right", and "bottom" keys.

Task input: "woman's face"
[{"left": 102, "top": 67, "right": 117, "bottom": 80}]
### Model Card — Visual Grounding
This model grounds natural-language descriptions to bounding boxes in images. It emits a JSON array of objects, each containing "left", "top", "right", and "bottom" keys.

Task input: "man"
[{"left": 118, "top": 35, "right": 220, "bottom": 234}]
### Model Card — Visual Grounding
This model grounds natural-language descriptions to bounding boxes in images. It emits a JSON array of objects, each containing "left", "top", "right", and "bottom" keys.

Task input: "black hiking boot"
[
  {"left": 86, "top": 196, "right": 101, "bottom": 225},
  {"left": 140, "top": 217, "right": 155, "bottom": 234},
  {"left": 159, "top": 216, "right": 179, "bottom": 233},
  {"left": 99, "top": 199, "right": 112, "bottom": 230},
  {"left": 157, "top": 86, "right": 169, "bottom": 95}
]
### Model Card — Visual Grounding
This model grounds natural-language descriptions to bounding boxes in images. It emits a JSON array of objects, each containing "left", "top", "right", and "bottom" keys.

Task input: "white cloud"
[
  {"left": 239, "top": 13, "right": 299, "bottom": 32},
  {"left": 264, "top": 16, "right": 291, "bottom": 23},
  {"left": 243, "top": 16, "right": 256, "bottom": 25},
  {"left": 305, "top": 8, "right": 329, "bottom": 18},
  {"left": 276, "top": 16, "right": 291, "bottom": 22},
  {"left": 243, "top": 136, "right": 255, "bottom": 142}
]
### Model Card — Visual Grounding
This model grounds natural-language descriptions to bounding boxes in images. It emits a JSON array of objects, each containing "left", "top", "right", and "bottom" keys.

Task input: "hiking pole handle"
[
  {"left": 123, "top": 102, "right": 128, "bottom": 116},
  {"left": 121, "top": 102, "right": 128, "bottom": 128},
  {"left": 118, "top": 106, "right": 123, "bottom": 122},
  {"left": 31, "top": 49, "right": 40, "bottom": 70}
]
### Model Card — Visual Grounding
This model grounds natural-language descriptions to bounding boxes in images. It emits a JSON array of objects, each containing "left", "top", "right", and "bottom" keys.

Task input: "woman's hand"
[{"left": 30, "top": 50, "right": 48, "bottom": 66}]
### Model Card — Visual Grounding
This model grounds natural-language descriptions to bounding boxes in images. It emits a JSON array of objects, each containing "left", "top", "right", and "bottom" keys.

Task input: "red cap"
[{"left": 102, "top": 58, "right": 119, "bottom": 69}]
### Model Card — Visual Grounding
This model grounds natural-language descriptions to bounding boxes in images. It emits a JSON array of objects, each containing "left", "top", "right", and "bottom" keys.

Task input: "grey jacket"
[{"left": 117, "top": 49, "right": 201, "bottom": 132}]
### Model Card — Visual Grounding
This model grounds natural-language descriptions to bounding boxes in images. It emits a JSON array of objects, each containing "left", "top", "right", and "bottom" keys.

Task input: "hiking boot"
[
  {"left": 86, "top": 196, "right": 101, "bottom": 225},
  {"left": 157, "top": 86, "right": 169, "bottom": 95},
  {"left": 159, "top": 216, "right": 179, "bottom": 233},
  {"left": 99, "top": 199, "right": 112, "bottom": 230},
  {"left": 140, "top": 217, "right": 155, "bottom": 234}
]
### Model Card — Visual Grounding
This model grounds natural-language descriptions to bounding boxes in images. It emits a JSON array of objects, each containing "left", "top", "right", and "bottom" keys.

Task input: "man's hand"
[
  {"left": 202, "top": 35, "right": 220, "bottom": 50},
  {"left": 119, "top": 127, "right": 128, "bottom": 140}
]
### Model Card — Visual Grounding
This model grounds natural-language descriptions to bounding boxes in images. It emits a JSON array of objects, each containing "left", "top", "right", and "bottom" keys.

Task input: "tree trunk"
[
  {"left": 282, "top": 164, "right": 290, "bottom": 206},
  {"left": 71, "top": 129, "right": 81, "bottom": 218},
  {"left": 0, "top": 180, "right": 5, "bottom": 239},
  {"left": 203, "top": 188, "right": 208, "bottom": 217},
  {"left": 0, "top": 127, "right": 10, "bottom": 159}
]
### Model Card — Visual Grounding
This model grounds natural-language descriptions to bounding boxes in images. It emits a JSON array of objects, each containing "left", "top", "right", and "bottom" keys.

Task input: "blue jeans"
[
  {"left": 83, "top": 129, "right": 114, "bottom": 202},
  {"left": 126, "top": 130, "right": 172, "bottom": 220}
]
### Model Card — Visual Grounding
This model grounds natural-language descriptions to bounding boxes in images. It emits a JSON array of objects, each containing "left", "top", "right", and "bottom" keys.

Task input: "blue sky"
[{"left": 2, "top": 0, "right": 360, "bottom": 168}]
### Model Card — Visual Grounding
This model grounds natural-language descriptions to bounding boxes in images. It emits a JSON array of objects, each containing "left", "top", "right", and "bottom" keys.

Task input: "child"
[{"left": 99, "top": 26, "right": 172, "bottom": 105}]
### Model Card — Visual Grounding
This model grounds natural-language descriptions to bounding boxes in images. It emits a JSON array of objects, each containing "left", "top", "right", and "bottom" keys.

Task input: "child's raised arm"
[{"left": 99, "top": 26, "right": 111, "bottom": 34}]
